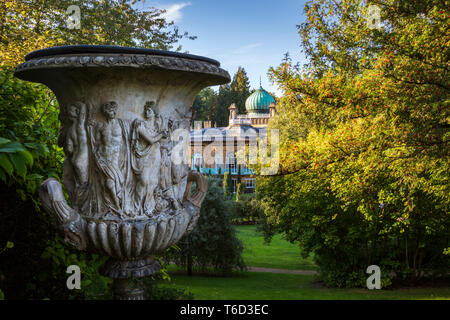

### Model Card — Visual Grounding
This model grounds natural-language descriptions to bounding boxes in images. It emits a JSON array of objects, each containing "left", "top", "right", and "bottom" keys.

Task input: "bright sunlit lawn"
[
  {"left": 163, "top": 225, "right": 450, "bottom": 300},
  {"left": 236, "top": 225, "right": 317, "bottom": 270}
]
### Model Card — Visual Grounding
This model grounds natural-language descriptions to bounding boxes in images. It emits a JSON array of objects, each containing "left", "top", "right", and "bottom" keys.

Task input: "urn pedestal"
[{"left": 14, "top": 45, "right": 230, "bottom": 299}]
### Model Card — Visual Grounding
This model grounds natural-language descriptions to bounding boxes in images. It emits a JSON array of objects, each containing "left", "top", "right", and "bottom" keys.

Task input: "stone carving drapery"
[{"left": 57, "top": 99, "right": 190, "bottom": 220}]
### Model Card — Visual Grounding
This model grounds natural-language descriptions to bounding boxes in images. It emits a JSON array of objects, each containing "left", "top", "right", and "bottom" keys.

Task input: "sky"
[{"left": 138, "top": 0, "right": 308, "bottom": 97}]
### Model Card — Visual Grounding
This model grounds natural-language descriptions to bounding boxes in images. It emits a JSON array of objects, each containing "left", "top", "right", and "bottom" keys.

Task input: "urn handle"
[
  {"left": 39, "top": 178, "right": 87, "bottom": 250},
  {"left": 182, "top": 171, "right": 208, "bottom": 207}
]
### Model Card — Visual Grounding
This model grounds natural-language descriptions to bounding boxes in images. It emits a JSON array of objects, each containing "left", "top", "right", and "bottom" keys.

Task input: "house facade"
[{"left": 189, "top": 85, "right": 276, "bottom": 193}]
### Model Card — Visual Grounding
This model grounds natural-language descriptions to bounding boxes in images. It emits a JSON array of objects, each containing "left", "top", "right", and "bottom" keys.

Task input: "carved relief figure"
[
  {"left": 170, "top": 119, "right": 189, "bottom": 200},
  {"left": 66, "top": 102, "right": 89, "bottom": 185},
  {"left": 159, "top": 127, "right": 172, "bottom": 191},
  {"left": 130, "top": 101, "right": 165, "bottom": 215},
  {"left": 59, "top": 101, "right": 89, "bottom": 206},
  {"left": 91, "top": 101, "right": 128, "bottom": 215},
  {"left": 153, "top": 112, "right": 181, "bottom": 211},
  {"left": 154, "top": 187, "right": 170, "bottom": 212}
]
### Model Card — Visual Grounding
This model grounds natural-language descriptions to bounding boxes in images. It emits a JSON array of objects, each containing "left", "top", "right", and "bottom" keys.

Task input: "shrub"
[
  {"left": 235, "top": 183, "right": 242, "bottom": 202},
  {"left": 223, "top": 171, "right": 233, "bottom": 196},
  {"left": 232, "top": 193, "right": 265, "bottom": 225},
  {"left": 170, "top": 177, "right": 247, "bottom": 275},
  {"left": 257, "top": 171, "right": 450, "bottom": 288}
]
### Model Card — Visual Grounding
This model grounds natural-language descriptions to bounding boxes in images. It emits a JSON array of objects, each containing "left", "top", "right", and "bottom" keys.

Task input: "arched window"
[
  {"left": 226, "top": 152, "right": 236, "bottom": 174},
  {"left": 192, "top": 152, "right": 202, "bottom": 169}
]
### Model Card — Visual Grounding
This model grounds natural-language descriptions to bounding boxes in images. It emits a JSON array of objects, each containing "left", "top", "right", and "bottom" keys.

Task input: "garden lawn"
[
  {"left": 162, "top": 272, "right": 450, "bottom": 300},
  {"left": 235, "top": 225, "right": 317, "bottom": 270}
]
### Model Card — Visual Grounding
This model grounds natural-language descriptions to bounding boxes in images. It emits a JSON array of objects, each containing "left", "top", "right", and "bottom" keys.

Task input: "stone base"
[
  {"left": 100, "top": 257, "right": 161, "bottom": 300},
  {"left": 100, "top": 256, "right": 161, "bottom": 279},
  {"left": 113, "top": 278, "right": 145, "bottom": 300}
]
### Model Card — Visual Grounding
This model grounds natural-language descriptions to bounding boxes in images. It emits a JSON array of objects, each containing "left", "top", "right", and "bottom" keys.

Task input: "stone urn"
[{"left": 14, "top": 45, "right": 230, "bottom": 299}]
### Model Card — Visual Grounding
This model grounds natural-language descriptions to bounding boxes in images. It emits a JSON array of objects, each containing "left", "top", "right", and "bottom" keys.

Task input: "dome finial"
[{"left": 245, "top": 79, "right": 275, "bottom": 114}]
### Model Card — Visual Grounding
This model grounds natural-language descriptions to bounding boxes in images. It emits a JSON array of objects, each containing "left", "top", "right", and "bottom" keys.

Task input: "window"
[
  {"left": 246, "top": 178, "right": 255, "bottom": 189},
  {"left": 226, "top": 152, "right": 236, "bottom": 174}
]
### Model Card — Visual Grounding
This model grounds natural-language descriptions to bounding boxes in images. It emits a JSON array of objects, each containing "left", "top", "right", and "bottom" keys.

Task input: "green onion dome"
[{"left": 245, "top": 85, "right": 275, "bottom": 114}]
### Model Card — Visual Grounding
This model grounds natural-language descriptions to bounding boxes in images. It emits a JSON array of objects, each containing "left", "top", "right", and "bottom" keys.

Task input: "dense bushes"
[
  {"left": 257, "top": 171, "right": 449, "bottom": 288},
  {"left": 170, "top": 177, "right": 247, "bottom": 275},
  {"left": 232, "top": 193, "right": 264, "bottom": 225},
  {"left": 0, "top": 68, "right": 120, "bottom": 299},
  {"left": 256, "top": 0, "right": 450, "bottom": 288}
]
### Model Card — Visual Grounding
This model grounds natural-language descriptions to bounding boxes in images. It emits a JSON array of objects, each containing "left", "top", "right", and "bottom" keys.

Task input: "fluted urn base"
[
  {"left": 100, "top": 256, "right": 161, "bottom": 279},
  {"left": 100, "top": 257, "right": 161, "bottom": 300}
]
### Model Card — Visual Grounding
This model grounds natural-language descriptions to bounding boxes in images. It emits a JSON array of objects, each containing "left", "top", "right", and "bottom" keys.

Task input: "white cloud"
[
  {"left": 159, "top": 2, "right": 191, "bottom": 23},
  {"left": 232, "top": 42, "right": 262, "bottom": 55}
]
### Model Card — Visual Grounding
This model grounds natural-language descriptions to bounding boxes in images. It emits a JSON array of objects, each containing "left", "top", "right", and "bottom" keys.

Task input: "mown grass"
[
  {"left": 163, "top": 225, "right": 450, "bottom": 300},
  {"left": 235, "top": 225, "right": 317, "bottom": 270},
  {"left": 161, "top": 272, "right": 450, "bottom": 300}
]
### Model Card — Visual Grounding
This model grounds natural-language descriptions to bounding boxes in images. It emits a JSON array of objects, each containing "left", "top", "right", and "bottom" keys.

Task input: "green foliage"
[
  {"left": 0, "top": 67, "right": 64, "bottom": 299},
  {"left": 0, "top": 137, "right": 34, "bottom": 180},
  {"left": 223, "top": 171, "right": 233, "bottom": 196},
  {"left": 259, "top": 0, "right": 450, "bottom": 287},
  {"left": 192, "top": 87, "right": 218, "bottom": 122},
  {"left": 170, "top": 177, "right": 247, "bottom": 275},
  {"left": 229, "top": 67, "right": 251, "bottom": 115},
  {"left": 143, "top": 274, "right": 194, "bottom": 300},
  {"left": 232, "top": 193, "right": 265, "bottom": 225},
  {"left": 235, "top": 183, "right": 242, "bottom": 202},
  {"left": 192, "top": 67, "right": 252, "bottom": 126},
  {"left": 1, "top": 0, "right": 195, "bottom": 67},
  {"left": 40, "top": 235, "right": 113, "bottom": 300}
]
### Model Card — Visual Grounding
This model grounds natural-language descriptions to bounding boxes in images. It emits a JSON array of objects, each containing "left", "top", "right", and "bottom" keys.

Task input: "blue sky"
[{"left": 139, "top": 1, "right": 307, "bottom": 96}]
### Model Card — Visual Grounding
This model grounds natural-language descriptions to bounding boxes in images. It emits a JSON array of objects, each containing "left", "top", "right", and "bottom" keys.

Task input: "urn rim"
[
  {"left": 15, "top": 45, "right": 230, "bottom": 86},
  {"left": 24, "top": 45, "right": 221, "bottom": 66}
]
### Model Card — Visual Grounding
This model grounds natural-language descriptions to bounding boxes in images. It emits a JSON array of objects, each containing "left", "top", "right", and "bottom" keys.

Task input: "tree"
[
  {"left": 237, "top": 165, "right": 242, "bottom": 184},
  {"left": 0, "top": 0, "right": 195, "bottom": 67},
  {"left": 214, "top": 84, "right": 233, "bottom": 127},
  {"left": 171, "top": 177, "right": 246, "bottom": 275},
  {"left": 260, "top": 0, "right": 449, "bottom": 287},
  {"left": 196, "top": 67, "right": 251, "bottom": 127},
  {"left": 229, "top": 66, "right": 251, "bottom": 115},
  {"left": 223, "top": 171, "right": 233, "bottom": 196},
  {"left": 236, "top": 183, "right": 242, "bottom": 202},
  {"left": 192, "top": 87, "right": 218, "bottom": 122}
]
